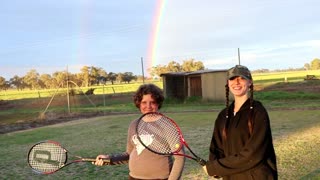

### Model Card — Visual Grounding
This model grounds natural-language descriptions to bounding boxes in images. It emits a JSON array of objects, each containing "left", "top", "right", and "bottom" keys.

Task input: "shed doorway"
[{"left": 189, "top": 76, "right": 202, "bottom": 96}]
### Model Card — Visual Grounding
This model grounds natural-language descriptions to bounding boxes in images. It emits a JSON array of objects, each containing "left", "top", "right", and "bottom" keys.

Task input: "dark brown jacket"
[{"left": 206, "top": 99, "right": 278, "bottom": 180}]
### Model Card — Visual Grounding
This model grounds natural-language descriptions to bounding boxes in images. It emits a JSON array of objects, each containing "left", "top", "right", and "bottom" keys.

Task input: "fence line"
[{"left": 0, "top": 82, "right": 163, "bottom": 101}]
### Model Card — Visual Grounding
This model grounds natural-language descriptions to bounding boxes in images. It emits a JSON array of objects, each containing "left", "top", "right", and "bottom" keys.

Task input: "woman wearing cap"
[{"left": 203, "top": 65, "right": 278, "bottom": 179}]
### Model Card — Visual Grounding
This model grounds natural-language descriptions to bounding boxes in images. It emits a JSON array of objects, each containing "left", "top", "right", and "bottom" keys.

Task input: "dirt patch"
[
  {"left": 0, "top": 94, "right": 135, "bottom": 134},
  {"left": 0, "top": 111, "right": 138, "bottom": 134},
  {"left": 0, "top": 100, "right": 14, "bottom": 110}
]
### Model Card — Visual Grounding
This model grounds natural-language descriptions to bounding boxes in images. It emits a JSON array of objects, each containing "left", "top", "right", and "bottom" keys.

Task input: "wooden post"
[
  {"left": 141, "top": 57, "right": 145, "bottom": 84},
  {"left": 238, "top": 48, "right": 241, "bottom": 65},
  {"left": 66, "top": 66, "right": 70, "bottom": 113}
]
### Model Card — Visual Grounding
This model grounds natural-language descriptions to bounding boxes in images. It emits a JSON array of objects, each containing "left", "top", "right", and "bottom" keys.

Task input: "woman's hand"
[
  {"left": 93, "top": 154, "right": 110, "bottom": 166},
  {"left": 202, "top": 165, "right": 208, "bottom": 175},
  {"left": 203, "top": 165, "right": 220, "bottom": 179}
]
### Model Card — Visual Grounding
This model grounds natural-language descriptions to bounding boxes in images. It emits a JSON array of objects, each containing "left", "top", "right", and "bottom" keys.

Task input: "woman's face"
[
  {"left": 139, "top": 94, "right": 159, "bottom": 114},
  {"left": 228, "top": 76, "right": 252, "bottom": 97}
]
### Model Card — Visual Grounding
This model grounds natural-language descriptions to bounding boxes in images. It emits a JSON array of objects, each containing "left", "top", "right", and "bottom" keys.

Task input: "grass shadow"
[{"left": 300, "top": 168, "right": 320, "bottom": 179}]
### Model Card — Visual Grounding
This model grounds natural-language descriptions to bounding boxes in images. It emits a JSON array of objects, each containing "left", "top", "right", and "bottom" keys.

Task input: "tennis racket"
[
  {"left": 136, "top": 112, "right": 207, "bottom": 166},
  {"left": 27, "top": 140, "right": 110, "bottom": 174}
]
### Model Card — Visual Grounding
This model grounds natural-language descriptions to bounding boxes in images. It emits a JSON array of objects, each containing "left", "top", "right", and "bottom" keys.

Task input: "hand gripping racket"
[
  {"left": 136, "top": 112, "right": 207, "bottom": 166},
  {"left": 27, "top": 140, "right": 110, "bottom": 174}
]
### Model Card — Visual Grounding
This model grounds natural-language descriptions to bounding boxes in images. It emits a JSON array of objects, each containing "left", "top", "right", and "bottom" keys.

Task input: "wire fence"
[{"left": 0, "top": 82, "right": 163, "bottom": 101}]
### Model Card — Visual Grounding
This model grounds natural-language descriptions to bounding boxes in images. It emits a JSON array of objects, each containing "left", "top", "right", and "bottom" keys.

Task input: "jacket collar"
[{"left": 229, "top": 98, "right": 251, "bottom": 114}]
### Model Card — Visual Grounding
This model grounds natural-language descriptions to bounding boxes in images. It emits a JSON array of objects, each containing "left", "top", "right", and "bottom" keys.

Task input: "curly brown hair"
[{"left": 133, "top": 83, "right": 164, "bottom": 109}]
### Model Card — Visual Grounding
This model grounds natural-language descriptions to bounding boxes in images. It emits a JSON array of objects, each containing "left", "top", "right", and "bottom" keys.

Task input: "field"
[
  {"left": 0, "top": 71, "right": 320, "bottom": 179},
  {"left": 0, "top": 111, "right": 320, "bottom": 179}
]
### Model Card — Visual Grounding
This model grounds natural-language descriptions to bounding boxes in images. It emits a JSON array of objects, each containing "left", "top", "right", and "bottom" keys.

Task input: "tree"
[
  {"left": 66, "top": 73, "right": 77, "bottom": 88},
  {"left": 77, "top": 66, "right": 107, "bottom": 86},
  {"left": 310, "top": 58, "right": 320, "bottom": 70},
  {"left": 52, "top": 71, "right": 68, "bottom": 88},
  {"left": 89, "top": 66, "right": 100, "bottom": 86},
  {"left": 181, "top": 59, "right": 204, "bottom": 72},
  {"left": 10, "top": 75, "right": 24, "bottom": 90},
  {"left": 80, "top": 66, "right": 90, "bottom": 87},
  {"left": 107, "top": 72, "right": 117, "bottom": 85},
  {"left": 39, "top": 74, "right": 52, "bottom": 89},
  {"left": 97, "top": 68, "right": 107, "bottom": 85},
  {"left": 150, "top": 59, "right": 205, "bottom": 78},
  {"left": 252, "top": 69, "right": 270, "bottom": 73},
  {"left": 116, "top": 73, "right": 124, "bottom": 83},
  {"left": 166, "top": 61, "right": 181, "bottom": 72},
  {"left": 23, "top": 69, "right": 40, "bottom": 90},
  {"left": 149, "top": 64, "right": 168, "bottom": 78},
  {"left": 122, "top": 72, "right": 137, "bottom": 83},
  {"left": 0, "top": 76, "right": 8, "bottom": 91}
]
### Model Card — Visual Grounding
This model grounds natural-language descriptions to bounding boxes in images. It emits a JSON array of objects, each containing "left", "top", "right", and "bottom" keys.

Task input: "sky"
[{"left": 1, "top": 0, "right": 319, "bottom": 80}]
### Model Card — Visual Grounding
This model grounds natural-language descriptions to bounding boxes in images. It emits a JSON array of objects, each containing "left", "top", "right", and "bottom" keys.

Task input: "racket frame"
[
  {"left": 27, "top": 140, "right": 109, "bottom": 174},
  {"left": 136, "top": 112, "right": 207, "bottom": 166}
]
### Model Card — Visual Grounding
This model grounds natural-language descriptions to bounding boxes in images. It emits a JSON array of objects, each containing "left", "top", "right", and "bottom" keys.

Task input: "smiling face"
[
  {"left": 228, "top": 76, "right": 252, "bottom": 98},
  {"left": 139, "top": 94, "right": 159, "bottom": 114}
]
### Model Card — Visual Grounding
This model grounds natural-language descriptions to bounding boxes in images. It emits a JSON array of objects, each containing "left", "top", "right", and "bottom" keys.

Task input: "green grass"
[
  {"left": 0, "top": 110, "right": 320, "bottom": 179},
  {"left": 253, "top": 70, "right": 320, "bottom": 81},
  {"left": 255, "top": 91, "right": 320, "bottom": 100},
  {"left": 1, "top": 82, "right": 320, "bottom": 131},
  {"left": 1, "top": 73, "right": 320, "bottom": 179}
]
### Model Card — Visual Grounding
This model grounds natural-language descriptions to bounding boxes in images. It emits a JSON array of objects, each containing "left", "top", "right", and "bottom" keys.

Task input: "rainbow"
[{"left": 146, "top": 0, "right": 167, "bottom": 76}]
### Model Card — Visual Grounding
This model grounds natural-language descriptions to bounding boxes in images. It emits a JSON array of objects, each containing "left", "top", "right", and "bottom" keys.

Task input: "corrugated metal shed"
[{"left": 160, "top": 69, "right": 228, "bottom": 101}]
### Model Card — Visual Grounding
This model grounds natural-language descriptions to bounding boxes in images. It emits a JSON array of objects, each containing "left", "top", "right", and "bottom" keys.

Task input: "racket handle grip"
[
  {"left": 198, "top": 158, "right": 207, "bottom": 166},
  {"left": 109, "top": 153, "right": 129, "bottom": 165},
  {"left": 82, "top": 158, "right": 111, "bottom": 163}
]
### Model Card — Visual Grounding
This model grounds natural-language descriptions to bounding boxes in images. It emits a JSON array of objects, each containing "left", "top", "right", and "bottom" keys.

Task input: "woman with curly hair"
[{"left": 94, "top": 83, "right": 185, "bottom": 180}]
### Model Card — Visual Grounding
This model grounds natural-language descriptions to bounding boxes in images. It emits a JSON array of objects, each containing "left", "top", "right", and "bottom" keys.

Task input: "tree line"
[
  {"left": 0, "top": 59, "right": 204, "bottom": 91},
  {"left": 0, "top": 58, "right": 319, "bottom": 91},
  {"left": 252, "top": 58, "right": 320, "bottom": 73}
]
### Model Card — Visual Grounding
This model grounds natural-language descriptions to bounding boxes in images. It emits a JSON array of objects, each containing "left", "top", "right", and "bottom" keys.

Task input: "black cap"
[{"left": 227, "top": 65, "right": 252, "bottom": 80}]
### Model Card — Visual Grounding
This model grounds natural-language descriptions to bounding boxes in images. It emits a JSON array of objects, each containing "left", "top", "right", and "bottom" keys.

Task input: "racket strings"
[
  {"left": 28, "top": 142, "right": 67, "bottom": 173},
  {"left": 138, "top": 114, "right": 182, "bottom": 154}
]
